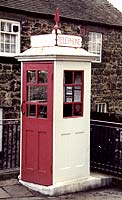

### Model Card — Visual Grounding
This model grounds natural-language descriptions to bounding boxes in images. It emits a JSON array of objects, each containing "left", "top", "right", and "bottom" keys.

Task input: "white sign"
[
  {"left": 31, "top": 34, "right": 55, "bottom": 47},
  {"left": 58, "top": 35, "right": 82, "bottom": 48},
  {"left": 31, "top": 34, "right": 82, "bottom": 48}
]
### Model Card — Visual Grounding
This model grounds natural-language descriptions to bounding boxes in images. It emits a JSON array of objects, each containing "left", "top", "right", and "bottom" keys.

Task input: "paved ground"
[{"left": 0, "top": 179, "right": 122, "bottom": 200}]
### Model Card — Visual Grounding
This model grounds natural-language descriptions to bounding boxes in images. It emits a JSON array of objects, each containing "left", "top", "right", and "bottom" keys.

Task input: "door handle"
[{"left": 21, "top": 100, "right": 25, "bottom": 115}]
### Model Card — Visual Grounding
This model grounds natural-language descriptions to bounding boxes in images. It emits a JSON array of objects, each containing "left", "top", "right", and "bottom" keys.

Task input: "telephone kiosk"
[{"left": 16, "top": 31, "right": 97, "bottom": 195}]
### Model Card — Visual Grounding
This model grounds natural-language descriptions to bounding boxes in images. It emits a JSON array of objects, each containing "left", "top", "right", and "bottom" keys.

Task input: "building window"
[
  {"left": 88, "top": 32, "right": 102, "bottom": 62},
  {"left": 0, "top": 19, "right": 20, "bottom": 56},
  {"left": 63, "top": 71, "right": 84, "bottom": 117},
  {"left": 96, "top": 103, "right": 107, "bottom": 113}
]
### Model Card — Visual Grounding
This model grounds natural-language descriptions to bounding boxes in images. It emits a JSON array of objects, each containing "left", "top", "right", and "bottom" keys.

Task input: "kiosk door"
[{"left": 22, "top": 62, "right": 53, "bottom": 186}]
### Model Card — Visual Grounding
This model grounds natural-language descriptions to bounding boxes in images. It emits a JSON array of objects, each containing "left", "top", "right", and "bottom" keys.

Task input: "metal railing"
[
  {"left": 90, "top": 120, "right": 122, "bottom": 177},
  {"left": 1, "top": 117, "right": 122, "bottom": 177},
  {"left": 0, "top": 119, "right": 20, "bottom": 170}
]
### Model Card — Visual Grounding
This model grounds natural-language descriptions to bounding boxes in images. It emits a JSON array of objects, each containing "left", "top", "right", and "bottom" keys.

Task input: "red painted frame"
[
  {"left": 22, "top": 62, "right": 54, "bottom": 186},
  {"left": 26, "top": 72, "right": 48, "bottom": 118},
  {"left": 63, "top": 70, "right": 84, "bottom": 118}
]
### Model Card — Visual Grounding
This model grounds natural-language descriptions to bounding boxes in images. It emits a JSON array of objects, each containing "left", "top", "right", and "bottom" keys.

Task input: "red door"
[{"left": 21, "top": 62, "right": 53, "bottom": 186}]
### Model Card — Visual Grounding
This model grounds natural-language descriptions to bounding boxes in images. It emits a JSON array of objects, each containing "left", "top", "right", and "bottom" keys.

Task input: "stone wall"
[
  {"left": 0, "top": 10, "right": 122, "bottom": 119},
  {"left": 0, "top": 58, "right": 21, "bottom": 119},
  {"left": 91, "top": 28, "right": 122, "bottom": 115}
]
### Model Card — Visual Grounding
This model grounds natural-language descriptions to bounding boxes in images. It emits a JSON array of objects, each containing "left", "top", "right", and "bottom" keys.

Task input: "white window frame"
[
  {"left": 0, "top": 19, "right": 20, "bottom": 57},
  {"left": 88, "top": 32, "right": 102, "bottom": 63},
  {"left": 96, "top": 103, "right": 107, "bottom": 113}
]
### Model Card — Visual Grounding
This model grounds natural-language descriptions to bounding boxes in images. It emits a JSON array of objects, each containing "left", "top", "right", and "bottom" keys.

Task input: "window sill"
[
  {"left": 63, "top": 115, "right": 83, "bottom": 119},
  {"left": 91, "top": 60, "right": 101, "bottom": 63}
]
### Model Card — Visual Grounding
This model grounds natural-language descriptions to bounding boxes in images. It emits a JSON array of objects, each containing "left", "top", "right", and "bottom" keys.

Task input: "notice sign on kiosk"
[{"left": 31, "top": 34, "right": 82, "bottom": 48}]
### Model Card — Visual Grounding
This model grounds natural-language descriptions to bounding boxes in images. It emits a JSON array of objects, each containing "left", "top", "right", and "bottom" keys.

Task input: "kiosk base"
[{"left": 19, "top": 175, "right": 112, "bottom": 196}]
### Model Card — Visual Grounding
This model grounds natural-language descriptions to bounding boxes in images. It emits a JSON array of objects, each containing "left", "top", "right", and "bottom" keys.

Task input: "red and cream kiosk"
[{"left": 16, "top": 31, "right": 97, "bottom": 195}]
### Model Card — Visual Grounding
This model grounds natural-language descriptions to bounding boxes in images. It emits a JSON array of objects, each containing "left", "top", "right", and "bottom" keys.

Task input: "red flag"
[{"left": 54, "top": 8, "right": 60, "bottom": 24}]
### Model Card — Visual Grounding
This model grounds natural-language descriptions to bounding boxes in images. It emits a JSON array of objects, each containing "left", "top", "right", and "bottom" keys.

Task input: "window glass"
[
  {"left": 65, "top": 86, "right": 73, "bottom": 102},
  {"left": 0, "top": 20, "right": 20, "bottom": 55},
  {"left": 64, "top": 104, "right": 72, "bottom": 117},
  {"left": 26, "top": 69, "right": 49, "bottom": 119},
  {"left": 11, "top": 35, "right": 16, "bottom": 43},
  {"left": 27, "top": 86, "right": 47, "bottom": 102},
  {"left": 1, "top": 33, "right": 4, "bottom": 42},
  {"left": 74, "top": 104, "right": 81, "bottom": 116},
  {"left": 1, "top": 22, "right": 5, "bottom": 31},
  {"left": 27, "top": 70, "right": 36, "bottom": 83},
  {"left": 1, "top": 43, "right": 4, "bottom": 52},
  {"left": 5, "top": 44, "right": 10, "bottom": 52},
  {"left": 38, "top": 105, "right": 47, "bottom": 118},
  {"left": 5, "top": 34, "right": 10, "bottom": 43},
  {"left": 38, "top": 71, "right": 48, "bottom": 83},
  {"left": 88, "top": 32, "right": 102, "bottom": 62},
  {"left": 74, "top": 71, "right": 82, "bottom": 83},
  {"left": 63, "top": 71, "right": 83, "bottom": 117},
  {"left": 27, "top": 104, "right": 36, "bottom": 117},
  {"left": 7, "top": 23, "right": 11, "bottom": 32},
  {"left": 64, "top": 71, "right": 72, "bottom": 84},
  {"left": 11, "top": 44, "right": 16, "bottom": 53},
  {"left": 96, "top": 103, "right": 107, "bottom": 113},
  {"left": 74, "top": 86, "right": 81, "bottom": 102}
]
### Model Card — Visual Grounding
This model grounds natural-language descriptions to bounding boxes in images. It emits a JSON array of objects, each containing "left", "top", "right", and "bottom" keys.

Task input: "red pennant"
[{"left": 54, "top": 8, "right": 60, "bottom": 24}]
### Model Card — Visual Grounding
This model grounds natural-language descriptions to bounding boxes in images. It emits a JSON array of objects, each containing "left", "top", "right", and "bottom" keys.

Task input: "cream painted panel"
[
  {"left": 58, "top": 132, "right": 72, "bottom": 169},
  {"left": 54, "top": 133, "right": 90, "bottom": 182},
  {"left": 53, "top": 60, "right": 91, "bottom": 184}
]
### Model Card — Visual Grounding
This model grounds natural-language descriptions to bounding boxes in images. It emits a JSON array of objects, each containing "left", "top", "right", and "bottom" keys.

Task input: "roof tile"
[{"left": 0, "top": 0, "right": 122, "bottom": 26}]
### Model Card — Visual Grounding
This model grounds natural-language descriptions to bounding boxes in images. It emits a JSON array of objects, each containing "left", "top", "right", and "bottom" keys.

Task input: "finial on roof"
[
  {"left": 54, "top": 8, "right": 60, "bottom": 30},
  {"left": 53, "top": 8, "right": 60, "bottom": 46}
]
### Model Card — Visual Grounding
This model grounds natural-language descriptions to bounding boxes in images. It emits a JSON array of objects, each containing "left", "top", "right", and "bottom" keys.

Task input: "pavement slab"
[
  {"left": 8, "top": 198, "right": 46, "bottom": 200},
  {"left": 0, "top": 178, "right": 122, "bottom": 200},
  {"left": 0, "top": 179, "right": 19, "bottom": 187},
  {"left": 0, "top": 187, "right": 10, "bottom": 199},
  {"left": 3, "top": 184, "right": 33, "bottom": 198}
]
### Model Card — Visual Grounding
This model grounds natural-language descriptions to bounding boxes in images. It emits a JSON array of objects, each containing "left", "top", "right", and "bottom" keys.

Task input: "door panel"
[
  {"left": 25, "top": 130, "right": 35, "bottom": 169},
  {"left": 22, "top": 62, "right": 53, "bottom": 186}
]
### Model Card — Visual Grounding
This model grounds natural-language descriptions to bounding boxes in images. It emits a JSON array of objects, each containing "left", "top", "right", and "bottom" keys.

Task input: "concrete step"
[
  {"left": 0, "top": 169, "right": 122, "bottom": 196},
  {"left": 19, "top": 173, "right": 113, "bottom": 196}
]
